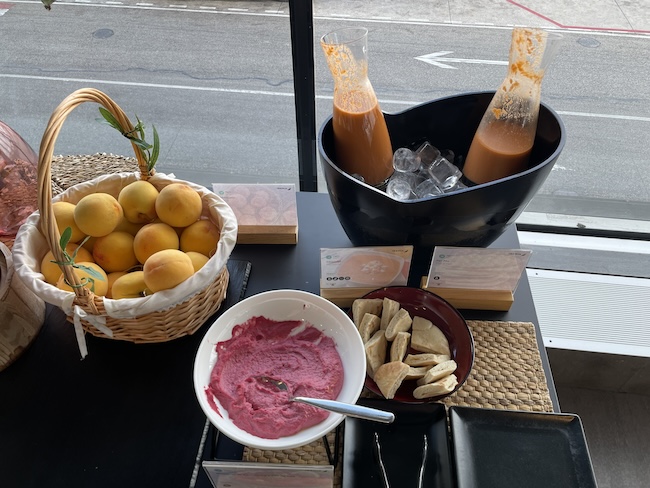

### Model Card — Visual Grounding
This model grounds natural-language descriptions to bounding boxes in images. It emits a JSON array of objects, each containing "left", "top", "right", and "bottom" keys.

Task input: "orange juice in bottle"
[
  {"left": 321, "top": 27, "right": 393, "bottom": 188},
  {"left": 462, "top": 28, "right": 562, "bottom": 185}
]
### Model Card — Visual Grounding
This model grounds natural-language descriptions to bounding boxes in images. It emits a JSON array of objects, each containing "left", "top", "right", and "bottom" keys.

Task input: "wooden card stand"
[
  {"left": 236, "top": 224, "right": 298, "bottom": 245},
  {"left": 420, "top": 277, "right": 514, "bottom": 311},
  {"left": 320, "top": 287, "right": 380, "bottom": 308}
]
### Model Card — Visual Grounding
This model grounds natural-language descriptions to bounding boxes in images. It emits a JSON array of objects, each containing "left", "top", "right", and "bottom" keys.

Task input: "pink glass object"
[{"left": 0, "top": 121, "right": 39, "bottom": 238}]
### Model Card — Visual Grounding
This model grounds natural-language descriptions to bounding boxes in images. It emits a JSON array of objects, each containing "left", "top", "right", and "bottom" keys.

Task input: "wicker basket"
[{"left": 11, "top": 88, "right": 238, "bottom": 352}]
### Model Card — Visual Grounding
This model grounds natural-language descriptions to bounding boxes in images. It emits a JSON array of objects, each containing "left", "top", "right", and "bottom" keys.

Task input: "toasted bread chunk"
[
  {"left": 411, "top": 316, "right": 450, "bottom": 356},
  {"left": 404, "top": 353, "right": 451, "bottom": 367},
  {"left": 364, "top": 330, "right": 387, "bottom": 379},
  {"left": 385, "top": 308, "right": 412, "bottom": 341},
  {"left": 389, "top": 331, "right": 411, "bottom": 363},
  {"left": 359, "top": 313, "right": 381, "bottom": 343},
  {"left": 374, "top": 361, "right": 410, "bottom": 400},
  {"left": 404, "top": 366, "right": 429, "bottom": 381},
  {"left": 352, "top": 298, "right": 383, "bottom": 328},
  {"left": 416, "top": 360, "right": 458, "bottom": 386},
  {"left": 413, "top": 374, "right": 458, "bottom": 399},
  {"left": 380, "top": 297, "right": 400, "bottom": 330}
]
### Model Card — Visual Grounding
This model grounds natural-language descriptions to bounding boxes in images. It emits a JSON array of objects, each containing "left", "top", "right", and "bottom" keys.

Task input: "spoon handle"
[{"left": 292, "top": 397, "right": 395, "bottom": 423}]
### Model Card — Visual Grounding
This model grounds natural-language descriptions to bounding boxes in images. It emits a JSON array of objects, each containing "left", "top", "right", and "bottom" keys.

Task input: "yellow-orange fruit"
[
  {"left": 185, "top": 251, "right": 210, "bottom": 272},
  {"left": 143, "top": 249, "right": 194, "bottom": 293},
  {"left": 113, "top": 215, "right": 145, "bottom": 236},
  {"left": 40, "top": 243, "right": 94, "bottom": 285},
  {"left": 56, "top": 261, "right": 108, "bottom": 296},
  {"left": 179, "top": 219, "right": 221, "bottom": 257},
  {"left": 92, "top": 231, "right": 138, "bottom": 273},
  {"left": 133, "top": 222, "right": 180, "bottom": 264},
  {"left": 118, "top": 180, "right": 159, "bottom": 224},
  {"left": 106, "top": 271, "right": 128, "bottom": 299},
  {"left": 155, "top": 183, "right": 203, "bottom": 228},
  {"left": 81, "top": 236, "right": 97, "bottom": 253},
  {"left": 74, "top": 193, "right": 124, "bottom": 237},
  {"left": 52, "top": 201, "right": 85, "bottom": 243},
  {"left": 111, "top": 271, "right": 150, "bottom": 299}
]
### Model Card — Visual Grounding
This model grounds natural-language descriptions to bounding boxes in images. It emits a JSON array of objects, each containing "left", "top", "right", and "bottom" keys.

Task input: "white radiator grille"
[{"left": 527, "top": 269, "right": 650, "bottom": 357}]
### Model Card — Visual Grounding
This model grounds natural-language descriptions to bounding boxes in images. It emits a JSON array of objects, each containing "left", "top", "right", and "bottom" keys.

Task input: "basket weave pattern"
[{"left": 31, "top": 88, "right": 232, "bottom": 343}]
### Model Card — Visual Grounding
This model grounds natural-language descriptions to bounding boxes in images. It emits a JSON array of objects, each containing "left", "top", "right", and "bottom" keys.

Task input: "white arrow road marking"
[
  {"left": 0, "top": 1, "right": 13, "bottom": 16},
  {"left": 415, "top": 51, "right": 508, "bottom": 70}
]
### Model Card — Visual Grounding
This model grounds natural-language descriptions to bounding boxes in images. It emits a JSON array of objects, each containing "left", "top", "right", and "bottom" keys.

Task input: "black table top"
[{"left": 0, "top": 191, "right": 558, "bottom": 488}]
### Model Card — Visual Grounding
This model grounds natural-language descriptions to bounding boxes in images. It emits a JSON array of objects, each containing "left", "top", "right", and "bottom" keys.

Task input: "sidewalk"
[{"left": 313, "top": 0, "right": 650, "bottom": 34}]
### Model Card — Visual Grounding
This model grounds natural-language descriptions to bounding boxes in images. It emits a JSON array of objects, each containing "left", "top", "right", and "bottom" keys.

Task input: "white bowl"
[{"left": 193, "top": 289, "right": 366, "bottom": 450}]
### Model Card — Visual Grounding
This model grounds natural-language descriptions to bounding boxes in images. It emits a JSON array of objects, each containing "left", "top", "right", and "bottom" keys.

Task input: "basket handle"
[{"left": 37, "top": 88, "right": 149, "bottom": 308}]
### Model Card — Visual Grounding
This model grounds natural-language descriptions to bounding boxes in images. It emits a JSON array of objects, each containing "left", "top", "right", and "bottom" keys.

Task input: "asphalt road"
[{"left": 1, "top": 0, "right": 649, "bottom": 218}]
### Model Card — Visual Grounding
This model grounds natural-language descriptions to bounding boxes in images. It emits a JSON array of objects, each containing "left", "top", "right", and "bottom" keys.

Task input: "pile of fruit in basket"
[{"left": 42, "top": 180, "right": 220, "bottom": 300}]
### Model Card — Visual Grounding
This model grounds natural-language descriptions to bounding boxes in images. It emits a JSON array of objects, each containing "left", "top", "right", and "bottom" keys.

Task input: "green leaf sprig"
[
  {"left": 52, "top": 227, "right": 105, "bottom": 293},
  {"left": 98, "top": 108, "right": 159, "bottom": 173}
]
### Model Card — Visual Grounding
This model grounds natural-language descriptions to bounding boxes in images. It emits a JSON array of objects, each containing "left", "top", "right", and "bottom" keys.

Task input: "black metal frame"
[{"left": 288, "top": 0, "right": 318, "bottom": 192}]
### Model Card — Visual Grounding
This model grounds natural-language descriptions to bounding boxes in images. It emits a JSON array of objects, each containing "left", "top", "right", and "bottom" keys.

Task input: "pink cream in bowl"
[{"left": 207, "top": 316, "right": 344, "bottom": 439}]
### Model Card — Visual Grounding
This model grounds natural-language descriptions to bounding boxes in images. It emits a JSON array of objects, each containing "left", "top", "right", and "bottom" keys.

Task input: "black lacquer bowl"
[{"left": 318, "top": 91, "right": 566, "bottom": 249}]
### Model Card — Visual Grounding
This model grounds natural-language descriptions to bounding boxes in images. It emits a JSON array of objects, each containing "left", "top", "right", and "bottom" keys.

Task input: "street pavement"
[{"left": 225, "top": 0, "right": 650, "bottom": 35}]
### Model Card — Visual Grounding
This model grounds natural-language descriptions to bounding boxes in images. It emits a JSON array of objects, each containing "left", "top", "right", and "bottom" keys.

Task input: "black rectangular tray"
[
  {"left": 343, "top": 398, "right": 453, "bottom": 488},
  {"left": 449, "top": 406, "right": 597, "bottom": 488}
]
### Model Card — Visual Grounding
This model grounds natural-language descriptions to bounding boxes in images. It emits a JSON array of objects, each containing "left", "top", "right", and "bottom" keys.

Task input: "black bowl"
[
  {"left": 351, "top": 286, "right": 474, "bottom": 404},
  {"left": 318, "top": 91, "right": 566, "bottom": 250}
]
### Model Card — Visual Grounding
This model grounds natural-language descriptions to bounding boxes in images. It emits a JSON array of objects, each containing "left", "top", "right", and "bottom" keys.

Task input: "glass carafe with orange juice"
[
  {"left": 462, "top": 28, "right": 562, "bottom": 185},
  {"left": 321, "top": 27, "right": 394, "bottom": 188}
]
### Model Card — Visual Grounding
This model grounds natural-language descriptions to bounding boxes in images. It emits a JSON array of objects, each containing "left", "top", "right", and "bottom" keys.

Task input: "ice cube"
[
  {"left": 427, "top": 157, "right": 463, "bottom": 191},
  {"left": 443, "top": 179, "right": 467, "bottom": 194},
  {"left": 414, "top": 179, "right": 443, "bottom": 199},
  {"left": 386, "top": 178, "right": 412, "bottom": 201},
  {"left": 386, "top": 172, "right": 424, "bottom": 201},
  {"left": 441, "top": 148, "right": 455, "bottom": 165},
  {"left": 392, "top": 147, "right": 420, "bottom": 173},
  {"left": 415, "top": 142, "right": 440, "bottom": 169}
]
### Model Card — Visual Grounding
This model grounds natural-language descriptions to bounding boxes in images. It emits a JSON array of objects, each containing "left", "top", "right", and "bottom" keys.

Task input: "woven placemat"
[
  {"left": 243, "top": 430, "right": 343, "bottom": 488},
  {"left": 241, "top": 320, "right": 553, "bottom": 479},
  {"left": 441, "top": 320, "right": 553, "bottom": 412}
]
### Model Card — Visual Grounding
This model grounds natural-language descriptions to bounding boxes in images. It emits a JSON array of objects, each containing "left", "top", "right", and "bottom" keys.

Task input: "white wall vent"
[{"left": 527, "top": 269, "right": 650, "bottom": 357}]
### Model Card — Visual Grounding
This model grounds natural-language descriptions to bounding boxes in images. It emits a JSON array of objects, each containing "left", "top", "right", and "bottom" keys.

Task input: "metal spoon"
[{"left": 257, "top": 376, "right": 395, "bottom": 424}]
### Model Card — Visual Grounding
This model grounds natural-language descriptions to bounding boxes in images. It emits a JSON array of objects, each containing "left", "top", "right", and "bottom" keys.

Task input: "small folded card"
[
  {"left": 421, "top": 247, "right": 532, "bottom": 311},
  {"left": 212, "top": 183, "right": 298, "bottom": 244},
  {"left": 320, "top": 246, "right": 413, "bottom": 307}
]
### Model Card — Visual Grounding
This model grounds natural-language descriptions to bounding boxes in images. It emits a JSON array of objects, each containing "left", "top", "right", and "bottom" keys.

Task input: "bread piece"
[
  {"left": 410, "top": 316, "right": 451, "bottom": 356},
  {"left": 380, "top": 297, "right": 400, "bottom": 330},
  {"left": 352, "top": 298, "right": 383, "bottom": 328},
  {"left": 385, "top": 308, "right": 412, "bottom": 341},
  {"left": 404, "top": 353, "right": 451, "bottom": 367},
  {"left": 416, "top": 360, "right": 458, "bottom": 386},
  {"left": 413, "top": 374, "right": 458, "bottom": 399},
  {"left": 364, "top": 330, "right": 387, "bottom": 379},
  {"left": 359, "top": 313, "right": 381, "bottom": 343},
  {"left": 404, "top": 366, "right": 429, "bottom": 381},
  {"left": 389, "top": 331, "right": 411, "bottom": 363},
  {"left": 374, "top": 361, "right": 410, "bottom": 400}
]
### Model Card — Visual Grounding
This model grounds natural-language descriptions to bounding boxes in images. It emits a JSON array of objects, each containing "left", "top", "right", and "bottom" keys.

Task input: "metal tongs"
[{"left": 373, "top": 432, "right": 428, "bottom": 488}]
